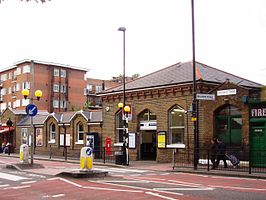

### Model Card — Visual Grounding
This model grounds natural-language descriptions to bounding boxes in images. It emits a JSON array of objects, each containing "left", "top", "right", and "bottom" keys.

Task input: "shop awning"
[{"left": 0, "top": 126, "right": 14, "bottom": 134}]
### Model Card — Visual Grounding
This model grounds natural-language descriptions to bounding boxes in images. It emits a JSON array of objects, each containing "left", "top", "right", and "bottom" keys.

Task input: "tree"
[
  {"left": 0, "top": 0, "right": 50, "bottom": 3},
  {"left": 132, "top": 73, "right": 140, "bottom": 79}
]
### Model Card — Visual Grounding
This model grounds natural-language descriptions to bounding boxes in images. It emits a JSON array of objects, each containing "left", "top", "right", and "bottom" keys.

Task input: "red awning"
[{"left": 0, "top": 126, "right": 14, "bottom": 134}]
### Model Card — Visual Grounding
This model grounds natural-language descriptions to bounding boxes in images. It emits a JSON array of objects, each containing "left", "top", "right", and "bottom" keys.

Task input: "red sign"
[{"left": 106, "top": 137, "right": 111, "bottom": 155}]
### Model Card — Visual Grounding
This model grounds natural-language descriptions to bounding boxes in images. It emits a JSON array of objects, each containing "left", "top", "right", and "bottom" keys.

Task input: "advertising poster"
[
  {"left": 157, "top": 131, "right": 166, "bottom": 148},
  {"left": 36, "top": 128, "right": 43, "bottom": 146}
]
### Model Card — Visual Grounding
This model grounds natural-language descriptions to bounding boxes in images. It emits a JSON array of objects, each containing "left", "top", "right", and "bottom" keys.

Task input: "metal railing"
[{"left": 173, "top": 148, "right": 266, "bottom": 174}]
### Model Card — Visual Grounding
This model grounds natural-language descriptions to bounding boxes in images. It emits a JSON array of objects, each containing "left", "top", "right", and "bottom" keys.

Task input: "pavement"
[{"left": 1, "top": 153, "right": 266, "bottom": 179}]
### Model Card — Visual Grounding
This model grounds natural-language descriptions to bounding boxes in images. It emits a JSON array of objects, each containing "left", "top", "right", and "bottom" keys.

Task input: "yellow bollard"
[{"left": 80, "top": 147, "right": 93, "bottom": 171}]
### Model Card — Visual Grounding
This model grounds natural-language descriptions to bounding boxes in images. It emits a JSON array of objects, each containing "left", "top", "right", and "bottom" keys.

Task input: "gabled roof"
[
  {"left": 2, "top": 107, "right": 49, "bottom": 116},
  {"left": 101, "top": 61, "right": 262, "bottom": 95},
  {"left": 17, "top": 114, "right": 50, "bottom": 126}
]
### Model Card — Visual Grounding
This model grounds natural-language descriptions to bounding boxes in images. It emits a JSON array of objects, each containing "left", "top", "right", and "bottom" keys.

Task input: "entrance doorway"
[
  {"left": 250, "top": 122, "right": 266, "bottom": 167},
  {"left": 138, "top": 109, "right": 157, "bottom": 160},
  {"left": 140, "top": 130, "right": 156, "bottom": 160},
  {"left": 215, "top": 105, "right": 242, "bottom": 146}
]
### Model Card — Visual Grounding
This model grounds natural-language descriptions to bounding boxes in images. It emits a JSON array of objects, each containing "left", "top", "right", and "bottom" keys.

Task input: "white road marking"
[
  {"left": 8, "top": 185, "right": 31, "bottom": 189},
  {"left": 146, "top": 192, "right": 178, "bottom": 200},
  {"left": 94, "top": 181, "right": 184, "bottom": 196},
  {"left": 0, "top": 184, "right": 10, "bottom": 188},
  {"left": 154, "top": 187, "right": 214, "bottom": 191},
  {"left": 168, "top": 180, "right": 203, "bottom": 187},
  {"left": 209, "top": 185, "right": 266, "bottom": 191},
  {"left": 95, "top": 167, "right": 149, "bottom": 173},
  {"left": 0, "top": 172, "right": 29, "bottom": 181},
  {"left": 96, "top": 180, "right": 149, "bottom": 183},
  {"left": 82, "top": 186, "right": 143, "bottom": 193},
  {"left": 52, "top": 194, "right": 65, "bottom": 198},
  {"left": 21, "top": 181, "right": 37, "bottom": 184}
]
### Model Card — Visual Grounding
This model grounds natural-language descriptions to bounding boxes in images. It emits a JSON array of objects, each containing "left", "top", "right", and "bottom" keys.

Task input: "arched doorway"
[
  {"left": 214, "top": 104, "right": 242, "bottom": 147},
  {"left": 138, "top": 109, "right": 157, "bottom": 160}
]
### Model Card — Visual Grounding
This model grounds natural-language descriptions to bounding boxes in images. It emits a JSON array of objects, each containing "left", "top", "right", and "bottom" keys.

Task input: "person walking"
[
  {"left": 210, "top": 138, "right": 218, "bottom": 169},
  {"left": 216, "top": 138, "right": 228, "bottom": 168}
]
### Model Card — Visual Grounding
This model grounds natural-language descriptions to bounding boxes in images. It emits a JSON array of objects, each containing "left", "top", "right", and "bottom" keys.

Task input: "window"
[
  {"left": 0, "top": 102, "right": 6, "bottom": 111},
  {"left": 1, "top": 88, "right": 6, "bottom": 95},
  {"left": 168, "top": 105, "right": 185, "bottom": 144},
  {"left": 22, "top": 98, "right": 30, "bottom": 106},
  {"left": 76, "top": 123, "right": 84, "bottom": 144},
  {"left": 86, "top": 84, "right": 93, "bottom": 91},
  {"left": 60, "top": 69, "right": 66, "bottom": 78},
  {"left": 13, "top": 100, "right": 20, "bottom": 108},
  {"left": 115, "top": 109, "right": 124, "bottom": 143},
  {"left": 22, "top": 82, "right": 30, "bottom": 90},
  {"left": 139, "top": 110, "right": 156, "bottom": 121},
  {"left": 1, "top": 74, "right": 7, "bottom": 81},
  {"left": 16, "top": 83, "right": 20, "bottom": 91},
  {"left": 8, "top": 87, "right": 11, "bottom": 94},
  {"left": 53, "top": 100, "right": 59, "bottom": 108},
  {"left": 60, "top": 100, "right": 67, "bottom": 108},
  {"left": 95, "top": 85, "right": 102, "bottom": 93},
  {"left": 16, "top": 67, "right": 21, "bottom": 75},
  {"left": 61, "top": 84, "right": 66, "bottom": 93},
  {"left": 53, "top": 84, "right": 59, "bottom": 92},
  {"left": 49, "top": 124, "right": 56, "bottom": 143},
  {"left": 54, "top": 68, "right": 59, "bottom": 76},
  {"left": 22, "top": 65, "right": 31, "bottom": 73},
  {"left": 21, "top": 128, "right": 28, "bottom": 144}
]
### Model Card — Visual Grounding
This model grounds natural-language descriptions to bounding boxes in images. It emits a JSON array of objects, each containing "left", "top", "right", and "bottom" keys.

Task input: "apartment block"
[{"left": 0, "top": 60, "right": 88, "bottom": 113}]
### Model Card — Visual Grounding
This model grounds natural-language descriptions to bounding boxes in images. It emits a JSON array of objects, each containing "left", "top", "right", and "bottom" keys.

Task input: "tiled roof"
[
  {"left": 17, "top": 114, "right": 50, "bottom": 126},
  {"left": 102, "top": 61, "right": 262, "bottom": 94}
]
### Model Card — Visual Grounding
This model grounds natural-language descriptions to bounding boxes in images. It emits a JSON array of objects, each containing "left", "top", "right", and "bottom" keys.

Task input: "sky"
[{"left": 0, "top": 0, "right": 266, "bottom": 85}]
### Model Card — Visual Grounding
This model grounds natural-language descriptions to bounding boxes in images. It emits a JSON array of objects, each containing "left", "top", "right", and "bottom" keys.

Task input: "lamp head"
[
  {"left": 35, "top": 90, "right": 43, "bottom": 101},
  {"left": 21, "top": 89, "right": 30, "bottom": 99},
  {"left": 124, "top": 105, "right": 130, "bottom": 113},
  {"left": 118, "top": 27, "right": 126, "bottom": 32},
  {"left": 118, "top": 102, "right": 124, "bottom": 109}
]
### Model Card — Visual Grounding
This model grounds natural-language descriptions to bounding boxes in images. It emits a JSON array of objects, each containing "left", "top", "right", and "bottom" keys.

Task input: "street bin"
[
  {"left": 19, "top": 144, "right": 29, "bottom": 164},
  {"left": 80, "top": 147, "right": 93, "bottom": 170},
  {"left": 115, "top": 151, "right": 124, "bottom": 165}
]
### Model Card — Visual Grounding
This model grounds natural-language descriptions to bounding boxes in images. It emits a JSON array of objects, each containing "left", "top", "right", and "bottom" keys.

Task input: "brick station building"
[{"left": 100, "top": 61, "right": 262, "bottom": 162}]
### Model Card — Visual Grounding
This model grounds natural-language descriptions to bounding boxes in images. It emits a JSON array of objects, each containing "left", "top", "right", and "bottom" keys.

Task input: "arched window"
[
  {"left": 139, "top": 109, "right": 156, "bottom": 121},
  {"left": 49, "top": 123, "right": 56, "bottom": 143},
  {"left": 76, "top": 123, "right": 84, "bottom": 144},
  {"left": 115, "top": 109, "right": 124, "bottom": 143},
  {"left": 168, "top": 105, "right": 185, "bottom": 144}
]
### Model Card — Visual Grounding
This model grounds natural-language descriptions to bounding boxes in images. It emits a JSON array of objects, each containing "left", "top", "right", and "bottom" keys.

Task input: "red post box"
[{"left": 106, "top": 137, "right": 111, "bottom": 155}]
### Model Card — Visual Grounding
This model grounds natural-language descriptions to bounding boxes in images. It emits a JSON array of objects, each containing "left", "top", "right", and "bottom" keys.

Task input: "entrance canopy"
[{"left": 0, "top": 126, "right": 14, "bottom": 134}]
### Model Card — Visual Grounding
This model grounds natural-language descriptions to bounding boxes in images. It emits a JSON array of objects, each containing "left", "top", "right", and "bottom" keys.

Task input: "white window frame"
[
  {"left": 1, "top": 74, "right": 7, "bottom": 81},
  {"left": 53, "top": 100, "right": 59, "bottom": 108},
  {"left": 95, "top": 85, "right": 102, "bottom": 93},
  {"left": 53, "top": 84, "right": 59, "bottom": 92},
  {"left": 54, "top": 68, "right": 59, "bottom": 76},
  {"left": 168, "top": 105, "right": 185, "bottom": 144},
  {"left": 16, "top": 83, "right": 20, "bottom": 91},
  {"left": 49, "top": 124, "right": 56, "bottom": 143},
  {"left": 22, "top": 82, "right": 30, "bottom": 90},
  {"left": 1, "top": 88, "right": 6, "bottom": 95},
  {"left": 60, "top": 84, "right": 66, "bottom": 93},
  {"left": 75, "top": 123, "right": 84, "bottom": 144},
  {"left": 60, "top": 69, "right": 66, "bottom": 78},
  {"left": 16, "top": 67, "right": 21, "bottom": 75},
  {"left": 22, "top": 98, "right": 30, "bottom": 106},
  {"left": 22, "top": 65, "right": 31, "bottom": 73}
]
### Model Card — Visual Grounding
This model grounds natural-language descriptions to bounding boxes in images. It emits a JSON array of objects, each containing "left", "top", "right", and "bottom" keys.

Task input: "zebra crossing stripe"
[{"left": 0, "top": 172, "right": 29, "bottom": 181}]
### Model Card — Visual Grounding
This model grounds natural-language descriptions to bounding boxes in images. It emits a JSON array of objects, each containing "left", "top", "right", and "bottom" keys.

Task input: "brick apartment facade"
[
  {"left": 100, "top": 61, "right": 262, "bottom": 163},
  {"left": 0, "top": 59, "right": 88, "bottom": 113}
]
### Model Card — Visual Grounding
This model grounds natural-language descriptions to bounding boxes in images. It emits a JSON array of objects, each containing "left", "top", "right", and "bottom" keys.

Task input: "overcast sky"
[{"left": 0, "top": 0, "right": 266, "bottom": 85}]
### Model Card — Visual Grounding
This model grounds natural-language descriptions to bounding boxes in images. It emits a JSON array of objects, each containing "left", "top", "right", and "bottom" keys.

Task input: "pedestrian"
[
  {"left": 216, "top": 138, "right": 228, "bottom": 168},
  {"left": 2, "top": 141, "right": 7, "bottom": 154},
  {"left": 210, "top": 138, "right": 218, "bottom": 169}
]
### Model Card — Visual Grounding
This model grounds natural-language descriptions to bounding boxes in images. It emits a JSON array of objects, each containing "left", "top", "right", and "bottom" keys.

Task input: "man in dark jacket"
[
  {"left": 210, "top": 138, "right": 218, "bottom": 169},
  {"left": 216, "top": 138, "right": 228, "bottom": 168}
]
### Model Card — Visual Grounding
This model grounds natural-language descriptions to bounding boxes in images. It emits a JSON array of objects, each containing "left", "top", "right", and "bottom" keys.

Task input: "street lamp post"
[
  {"left": 118, "top": 26, "right": 128, "bottom": 165},
  {"left": 191, "top": 0, "right": 199, "bottom": 170},
  {"left": 6, "top": 118, "right": 13, "bottom": 156},
  {"left": 21, "top": 89, "right": 42, "bottom": 165}
]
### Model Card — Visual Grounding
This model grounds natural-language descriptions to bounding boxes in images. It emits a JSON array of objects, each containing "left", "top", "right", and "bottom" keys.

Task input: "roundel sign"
[
  {"left": 86, "top": 147, "right": 93, "bottom": 157},
  {"left": 26, "top": 104, "right": 38, "bottom": 117}
]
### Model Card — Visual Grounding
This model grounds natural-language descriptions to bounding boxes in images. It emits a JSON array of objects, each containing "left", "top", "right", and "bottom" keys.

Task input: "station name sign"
[
  {"left": 251, "top": 107, "right": 266, "bottom": 117},
  {"left": 217, "top": 89, "right": 237, "bottom": 96},
  {"left": 196, "top": 93, "right": 215, "bottom": 101}
]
